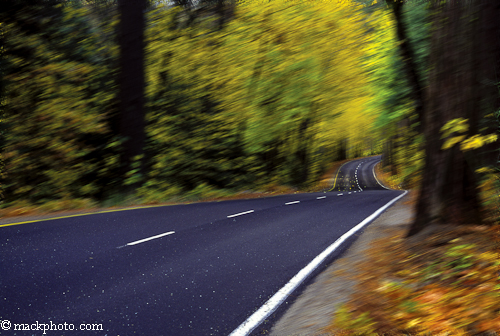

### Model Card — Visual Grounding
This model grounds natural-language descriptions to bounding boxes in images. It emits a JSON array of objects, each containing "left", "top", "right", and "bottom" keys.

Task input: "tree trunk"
[
  {"left": 117, "top": 0, "right": 146, "bottom": 193},
  {"left": 385, "top": 0, "right": 425, "bottom": 133},
  {"left": 474, "top": 0, "right": 500, "bottom": 168},
  {"left": 337, "top": 138, "right": 347, "bottom": 161},
  {"left": 408, "top": 0, "right": 500, "bottom": 236}
]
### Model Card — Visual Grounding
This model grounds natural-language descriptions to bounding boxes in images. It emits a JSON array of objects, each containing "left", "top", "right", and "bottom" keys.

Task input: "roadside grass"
[{"left": 324, "top": 169, "right": 500, "bottom": 335}]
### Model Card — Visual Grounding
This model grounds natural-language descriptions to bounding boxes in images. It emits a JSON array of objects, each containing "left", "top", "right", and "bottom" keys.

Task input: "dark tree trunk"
[
  {"left": 385, "top": 0, "right": 425, "bottom": 133},
  {"left": 408, "top": 0, "right": 500, "bottom": 237},
  {"left": 213, "top": 0, "right": 233, "bottom": 30},
  {"left": 117, "top": 0, "right": 146, "bottom": 193},
  {"left": 337, "top": 138, "right": 347, "bottom": 161},
  {"left": 296, "top": 118, "right": 311, "bottom": 185},
  {"left": 474, "top": 1, "right": 500, "bottom": 168},
  {"left": 382, "top": 134, "right": 395, "bottom": 172}
]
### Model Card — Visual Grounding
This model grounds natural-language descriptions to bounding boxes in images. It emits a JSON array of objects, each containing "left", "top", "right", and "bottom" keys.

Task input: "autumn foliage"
[
  {"left": 326, "top": 223, "right": 500, "bottom": 335},
  {"left": 1, "top": 1, "right": 380, "bottom": 208},
  {"left": 1, "top": 0, "right": 499, "bottom": 334}
]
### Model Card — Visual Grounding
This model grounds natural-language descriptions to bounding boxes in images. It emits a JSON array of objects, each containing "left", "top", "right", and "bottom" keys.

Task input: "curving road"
[
  {"left": 330, "top": 155, "right": 389, "bottom": 192},
  {"left": 0, "top": 156, "right": 402, "bottom": 336}
]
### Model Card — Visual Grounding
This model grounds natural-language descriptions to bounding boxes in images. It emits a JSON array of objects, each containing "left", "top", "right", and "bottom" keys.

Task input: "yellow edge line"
[
  {"left": 0, "top": 204, "right": 175, "bottom": 228},
  {"left": 329, "top": 161, "right": 350, "bottom": 192}
]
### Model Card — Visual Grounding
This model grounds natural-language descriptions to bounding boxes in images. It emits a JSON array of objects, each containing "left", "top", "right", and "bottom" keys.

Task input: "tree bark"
[
  {"left": 473, "top": 0, "right": 500, "bottom": 168},
  {"left": 408, "top": 0, "right": 500, "bottom": 236},
  {"left": 385, "top": 0, "right": 425, "bottom": 133},
  {"left": 337, "top": 138, "right": 347, "bottom": 161},
  {"left": 117, "top": 0, "right": 146, "bottom": 193}
]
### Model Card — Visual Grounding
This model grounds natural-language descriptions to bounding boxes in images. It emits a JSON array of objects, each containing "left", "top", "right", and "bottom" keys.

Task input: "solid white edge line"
[
  {"left": 285, "top": 201, "right": 300, "bottom": 205},
  {"left": 227, "top": 210, "right": 255, "bottom": 218},
  {"left": 229, "top": 190, "right": 408, "bottom": 336},
  {"left": 316, "top": 196, "right": 326, "bottom": 199},
  {"left": 127, "top": 231, "right": 175, "bottom": 246}
]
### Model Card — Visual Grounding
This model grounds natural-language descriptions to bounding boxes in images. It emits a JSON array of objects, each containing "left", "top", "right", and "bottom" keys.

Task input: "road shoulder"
[{"left": 270, "top": 195, "right": 413, "bottom": 336}]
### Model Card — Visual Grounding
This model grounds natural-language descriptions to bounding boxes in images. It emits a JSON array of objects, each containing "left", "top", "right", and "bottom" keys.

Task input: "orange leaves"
[{"left": 414, "top": 286, "right": 447, "bottom": 305}]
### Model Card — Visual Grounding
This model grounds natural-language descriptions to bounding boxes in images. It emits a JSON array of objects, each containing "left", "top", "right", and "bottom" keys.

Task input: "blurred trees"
[
  {"left": 1, "top": 2, "right": 119, "bottom": 205},
  {"left": 141, "top": 1, "right": 376, "bottom": 199},
  {"left": 366, "top": 1, "right": 429, "bottom": 187},
  {"left": 375, "top": 0, "right": 499, "bottom": 235},
  {"left": 409, "top": 0, "right": 500, "bottom": 235},
  {"left": 0, "top": 0, "right": 402, "bottom": 208}
]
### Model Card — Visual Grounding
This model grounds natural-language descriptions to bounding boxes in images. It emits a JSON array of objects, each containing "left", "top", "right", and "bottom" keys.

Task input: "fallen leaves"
[{"left": 325, "top": 223, "right": 500, "bottom": 335}]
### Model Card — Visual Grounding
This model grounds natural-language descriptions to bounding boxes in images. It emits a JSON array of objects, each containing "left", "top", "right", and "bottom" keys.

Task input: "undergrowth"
[{"left": 325, "top": 213, "right": 500, "bottom": 335}]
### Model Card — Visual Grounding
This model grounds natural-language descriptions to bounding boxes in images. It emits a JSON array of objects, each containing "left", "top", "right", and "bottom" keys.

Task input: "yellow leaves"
[
  {"left": 441, "top": 118, "right": 498, "bottom": 151},
  {"left": 328, "top": 216, "right": 500, "bottom": 335},
  {"left": 405, "top": 318, "right": 422, "bottom": 329},
  {"left": 442, "top": 135, "right": 467, "bottom": 150},
  {"left": 461, "top": 134, "right": 498, "bottom": 151},
  {"left": 476, "top": 167, "right": 494, "bottom": 174},
  {"left": 477, "top": 251, "right": 500, "bottom": 265},
  {"left": 441, "top": 118, "right": 469, "bottom": 138},
  {"left": 142, "top": 1, "right": 380, "bottom": 189}
]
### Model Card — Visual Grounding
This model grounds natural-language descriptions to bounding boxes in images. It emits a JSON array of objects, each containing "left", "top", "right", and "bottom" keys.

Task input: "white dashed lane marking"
[
  {"left": 227, "top": 210, "right": 255, "bottom": 218},
  {"left": 126, "top": 231, "right": 175, "bottom": 246},
  {"left": 355, "top": 162, "right": 363, "bottom": 191},
  {"left": 124, "top": 162, "right": 375, "bottom": 249}
]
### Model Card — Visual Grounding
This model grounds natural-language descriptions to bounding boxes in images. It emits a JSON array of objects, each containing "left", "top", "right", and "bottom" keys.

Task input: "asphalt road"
[
  {"left": 0, "top": 156, "right": 402, "bottom": 336},
  {"left": 330, "top": 155, "right": 390, "bottom": 192}
]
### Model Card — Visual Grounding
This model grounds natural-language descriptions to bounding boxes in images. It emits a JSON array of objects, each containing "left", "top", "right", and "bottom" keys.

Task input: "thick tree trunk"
[
  {"left": 474, "top": 1, "right": 500, "bottom": 168},
  {"left": 385, "top": 0, "right": 425, "bottom": 133},
  {"left": 408, "top": 0, "right": 500, "bottom": 236},
  {"left": 117, "top": 0, "right": 146, "bottom": 193}
]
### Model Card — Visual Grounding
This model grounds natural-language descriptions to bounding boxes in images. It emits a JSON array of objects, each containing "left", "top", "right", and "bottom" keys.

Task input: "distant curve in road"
[{"left": 330, "top": 155, "right": 388, "bottom": 192}]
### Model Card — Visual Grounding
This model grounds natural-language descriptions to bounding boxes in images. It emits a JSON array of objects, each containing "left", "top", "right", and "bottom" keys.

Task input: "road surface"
[{"left": 0, "top": 156, "right": 402, "bottom": 335}]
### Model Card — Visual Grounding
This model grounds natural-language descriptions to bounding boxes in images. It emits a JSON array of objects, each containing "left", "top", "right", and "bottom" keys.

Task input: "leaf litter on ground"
[{"left": 325, "top": 217, "right": 500, "bottom": 335}]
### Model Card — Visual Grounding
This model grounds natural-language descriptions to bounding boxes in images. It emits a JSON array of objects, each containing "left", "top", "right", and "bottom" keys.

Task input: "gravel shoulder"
[{"left": 270, "top": 195, "right": 414, "bottom": 336}]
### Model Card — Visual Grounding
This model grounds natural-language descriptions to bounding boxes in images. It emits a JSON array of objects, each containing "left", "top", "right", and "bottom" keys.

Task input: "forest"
[
  {"left": 2, "top": 0, "right": 497, "bottom": 223},
  {"left": 1, "top": 0, "right": 500, "bottom": 332},
  {"left": 1, "top": 0, "right": 428, "bottom": 211}
]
